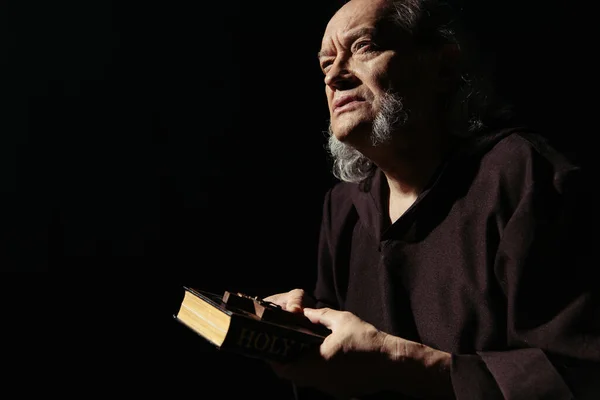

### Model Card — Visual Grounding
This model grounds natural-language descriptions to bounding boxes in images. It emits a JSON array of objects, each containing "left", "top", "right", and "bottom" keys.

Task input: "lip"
[{"left": 333, "top": 95, "right": 365, "bottom": 113}]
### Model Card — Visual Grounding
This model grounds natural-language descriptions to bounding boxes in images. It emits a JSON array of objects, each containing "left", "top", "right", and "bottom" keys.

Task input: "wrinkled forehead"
[{"left": 323, "top": 0, "right": 394, "bottom": 38}]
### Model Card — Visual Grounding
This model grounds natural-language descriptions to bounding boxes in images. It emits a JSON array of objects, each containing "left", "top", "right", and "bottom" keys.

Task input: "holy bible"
[{"left": 173, "top": 286, "right": 330, "bottom": 363}]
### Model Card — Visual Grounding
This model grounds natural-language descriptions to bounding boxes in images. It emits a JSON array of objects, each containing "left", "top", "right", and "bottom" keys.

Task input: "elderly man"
[{"left": 265, "top": 0, "right": 599, "bottom": 399}]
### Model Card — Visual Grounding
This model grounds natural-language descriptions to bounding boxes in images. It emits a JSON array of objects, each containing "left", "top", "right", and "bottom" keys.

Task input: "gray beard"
[{"left": 327, "top": 91, "right": 408, "bottom": 169}]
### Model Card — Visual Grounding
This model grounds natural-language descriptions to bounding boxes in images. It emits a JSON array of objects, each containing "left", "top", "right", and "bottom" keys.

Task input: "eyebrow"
[{"left": 317, "top": 26, "right": 377, "bottom": 60}]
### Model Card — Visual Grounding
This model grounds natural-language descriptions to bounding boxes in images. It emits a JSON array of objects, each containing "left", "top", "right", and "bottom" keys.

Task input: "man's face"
[{"left": 319, "top": 0, "right": 436, "bottom": 147}]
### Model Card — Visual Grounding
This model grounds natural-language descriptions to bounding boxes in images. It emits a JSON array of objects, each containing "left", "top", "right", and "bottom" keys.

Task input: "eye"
[
  {"left": 320, "top": 59, "right": 333, "bottom": 73},
  {"left": 353, "top": 40, "right": 376, "bottom": 53}
]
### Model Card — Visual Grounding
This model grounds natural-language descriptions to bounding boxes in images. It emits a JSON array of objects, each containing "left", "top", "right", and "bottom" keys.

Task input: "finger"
[
  {"left": 263, "top": 289, "right": 306, "bottom": 312},
  {"left": 285, "top": 288, "right": 306, "bottom": 312},
  {"left": 303, "top": 307, "right": 337, "bottom": 329},
  {"left": 262, "top": 293, "right": 286, "bottom": 308}
]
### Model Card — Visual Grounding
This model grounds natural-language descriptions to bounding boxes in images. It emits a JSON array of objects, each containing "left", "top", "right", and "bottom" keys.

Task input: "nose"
[{"left": 324, "top": 59, "right": 357, "bottom": 91}]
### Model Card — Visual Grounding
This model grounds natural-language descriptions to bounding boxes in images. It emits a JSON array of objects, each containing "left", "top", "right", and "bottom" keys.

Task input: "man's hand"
[
  {"left": 269, "top": 307, "right": 455, "bottom": 399},
  {"left": 262, "top": 288, "right": 315, "bottom": 313}
]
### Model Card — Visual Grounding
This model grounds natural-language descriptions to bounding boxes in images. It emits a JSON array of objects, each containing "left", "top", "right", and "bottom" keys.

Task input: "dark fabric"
[
  {"left": 451, "top": 354, "right": 504, "bottom": 400},
  {"left": 312, "top": 128, "right": 599, "bottom": 399}
]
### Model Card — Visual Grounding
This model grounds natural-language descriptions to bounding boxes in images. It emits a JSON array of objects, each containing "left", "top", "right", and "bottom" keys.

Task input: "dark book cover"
[{"left": 174, "top": 287, "right": 328, "bottom": 363}]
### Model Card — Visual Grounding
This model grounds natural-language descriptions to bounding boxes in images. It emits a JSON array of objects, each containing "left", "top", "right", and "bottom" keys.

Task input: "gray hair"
[{"left": 327, "top": 0, "right": 514, "bottom": 183}]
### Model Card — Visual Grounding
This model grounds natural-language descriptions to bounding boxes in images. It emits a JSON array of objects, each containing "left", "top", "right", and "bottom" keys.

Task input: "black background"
[{"left": 3, "top": 0, "right": 593, "bottom": 398}]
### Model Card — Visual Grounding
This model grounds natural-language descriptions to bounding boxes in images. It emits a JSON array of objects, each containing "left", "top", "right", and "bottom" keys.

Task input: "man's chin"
[{"left": 331, "top": 121, "right": 373, "bottom": 145}]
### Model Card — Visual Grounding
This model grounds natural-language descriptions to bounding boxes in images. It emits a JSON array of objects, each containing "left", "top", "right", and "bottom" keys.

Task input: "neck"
[
  {"left": 374, "top": 128, "right": 453, "bottom": 199},
  {"left": 369, "top": 127, "right": 454, "bottom": 224}
]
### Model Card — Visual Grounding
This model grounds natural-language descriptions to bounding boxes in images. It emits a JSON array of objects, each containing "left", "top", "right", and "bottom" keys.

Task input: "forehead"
[{"left": 323, "top": 0, "right": 393, "bottom": 41}]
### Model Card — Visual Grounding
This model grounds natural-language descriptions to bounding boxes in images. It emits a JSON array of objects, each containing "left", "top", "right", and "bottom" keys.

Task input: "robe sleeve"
[{"left": 452, "top": 162, "right": 600, "bottom": 399}]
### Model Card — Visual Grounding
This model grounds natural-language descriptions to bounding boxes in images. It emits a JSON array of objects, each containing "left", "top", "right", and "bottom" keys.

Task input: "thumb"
[
  {"left": 303, "top": 307, "right": 336, "bottom": 329},
  {"left": 286, "top": 289, "right": 306, "bottom": 312}
]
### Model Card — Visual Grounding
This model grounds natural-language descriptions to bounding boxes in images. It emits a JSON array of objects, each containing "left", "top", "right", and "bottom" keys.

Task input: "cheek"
[
  {"left": 378, "top": 55, "right": 425, "bottom": 92},
  {"left": 360, "top": 64, "right": 399, "bottom": 100},
  {"left": 325, "top": 87, "right": 334, "bottom": 109}
]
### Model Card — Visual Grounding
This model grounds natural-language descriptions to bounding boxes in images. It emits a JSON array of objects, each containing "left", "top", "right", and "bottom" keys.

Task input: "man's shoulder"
[
  {"left": 465, "top": 128, "right": 583, "bottom": 193},
  {"left": 326, "top": 180, "right": 361, "bottom": 206},
  {"left": 485, "top": 129, "right": 579, "bottom": 172}
]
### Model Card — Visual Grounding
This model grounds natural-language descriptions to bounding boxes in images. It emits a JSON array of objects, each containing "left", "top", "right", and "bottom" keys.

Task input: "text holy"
[{"left": 236, "top": 328, "right": 312, "bottom": 357}]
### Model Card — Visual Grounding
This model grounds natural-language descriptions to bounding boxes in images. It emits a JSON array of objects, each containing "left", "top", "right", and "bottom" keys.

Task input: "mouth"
[{"left": 333, "top": 96, "right": 365, "bottom": 113}]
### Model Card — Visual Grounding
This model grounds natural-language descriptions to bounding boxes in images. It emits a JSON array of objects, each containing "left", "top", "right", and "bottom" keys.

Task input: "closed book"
[{"left": 174, "top": 286, "right": 329, "bottom": 363}]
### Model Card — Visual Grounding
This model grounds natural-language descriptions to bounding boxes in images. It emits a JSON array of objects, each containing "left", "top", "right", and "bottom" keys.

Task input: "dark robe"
[{"left": 311, "top": 128, "right": 599, "bottom": 399}]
